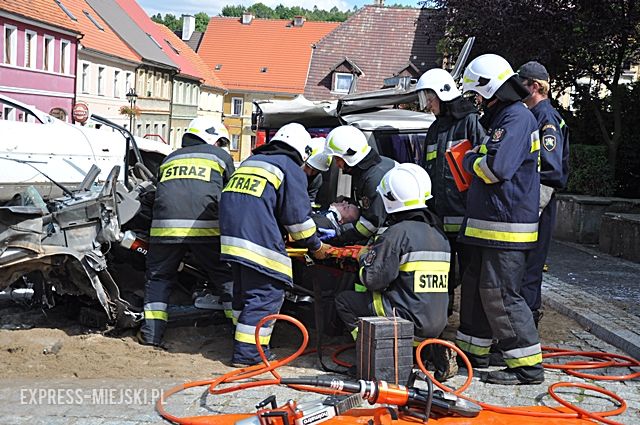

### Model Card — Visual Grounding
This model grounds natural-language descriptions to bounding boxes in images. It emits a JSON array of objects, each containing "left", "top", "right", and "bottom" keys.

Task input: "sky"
[{"left": 139, "top": 0, "right": 422, "bottom": 16}]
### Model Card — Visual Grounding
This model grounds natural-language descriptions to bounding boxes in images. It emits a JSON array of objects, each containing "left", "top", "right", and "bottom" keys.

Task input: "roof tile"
[
  {"left": 2, "top": 0, "right": 80, "bottom": 34},
  {"left": 198, "top": 17, "right": 338, "bottom": 93}
]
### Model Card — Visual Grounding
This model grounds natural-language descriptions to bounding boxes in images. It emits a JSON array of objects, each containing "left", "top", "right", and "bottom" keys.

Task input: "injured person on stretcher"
[{"left": 311, "top": 200, "right": 360, "bottom": 244}]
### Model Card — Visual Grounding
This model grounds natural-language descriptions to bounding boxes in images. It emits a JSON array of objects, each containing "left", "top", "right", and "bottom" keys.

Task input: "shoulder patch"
[
  {"left": 360, "top": 196, "right": 370, "bottom": 210},
  {"left": 543, "top": 135, "right": 557, "bottom": 151},
  {"left": 362, "top": 248, "right": 377, "bottom": 266},
  {"left": 491, "top": 128, "right": 505, "bottom": 141},
  {"left": 542, "top": 123, "right": 557, "bottom": 132}
]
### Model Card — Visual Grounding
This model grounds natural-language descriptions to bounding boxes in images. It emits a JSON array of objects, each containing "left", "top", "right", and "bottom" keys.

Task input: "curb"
[{"left": 542, "top": 274, "right": 640, "bottom": 360}]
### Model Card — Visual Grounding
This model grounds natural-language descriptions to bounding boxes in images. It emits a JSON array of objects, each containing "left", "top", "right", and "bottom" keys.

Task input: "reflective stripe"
[
  {"left": 455, "top": 331, "right": 492, "bottom": 356},
  {"left": 372, "top": 291, "right": 385, "bottom": 316},
  {"left": 425, "top": 144, "right": 437, "bottom": 161},
  {"left": 503, "top": 343, "right": 541, "bottom": 360},
  {"left": 159, "top": 157, "right": 223, "bottom": 179},
  {"left": 144, "top": 310, "right": 168, "bottom": 321},
  {"left": 559, "top": 119, "right": 566, "bottom": 128},
  {"left": 505, "top": 352, "right": 543, "bottom": 368},
  {"left": 530, "top": 130, "right": 540, "bottom": 153},
  {"left": 151, "top": 219, "right": 218, "bottom": 228},
  {"left": 400, "top": 251, "right": 450, "bottom": 265},
  {"left": 355, "top": 216, "right": 376, "bottom": 237},
  {"left": 163, "top": 152, "right": 227, "bottom": 172},
  {"left": 285, "top": 218, "right": 317, "bottom": 241},
  {"left": 399, "top": 261, "right": 450, "bottom": 273},
  {"left": 144, "top": 302, "right": 168, "bottom": 311},
  {"left": 351, "top": 327, "right": 359, "bottom": 341},
  {"left": 221, "top": 236, "right": 292, "bottom": 278},
  {"left": 224, "top": 310, "right": 233, "bottom": 319},
  {"left": 354, "top": 282, "right": 367, "bottom": 293},
  {"left": 478, "top": 144, "right": 488, "bottom": 154},
  {"left": 235, "top": 323, "right": 273, "bottom": 345},
  {"left": 465, "top": 218, "right": 538, "bottom": 243},
  {"left": 231, "top": 309, "right": 241, "bottom": 326},
  {"left": 150, "top": 219, "right": 220, "bottom": 237},
  {"left": 443, "top": 216, "right": 464, "bottom": 233},
  {"left": 473, "top": 156, "right": 500, "bottom": 184},
  {"left": 238, "top": 160, "right": 284, "bottom": 189}
]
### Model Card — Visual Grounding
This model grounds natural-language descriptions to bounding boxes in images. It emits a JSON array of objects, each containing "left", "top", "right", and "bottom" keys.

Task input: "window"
[
  {"left": 83, "top": 10, "right": 104, "bottom": 31},
  {"left": 163, "top": 74, "right": 169, "bottom": 98},
  {"left": 81, "top": 63, "right": 90, "bottom": 93},
  {"left": 153, "top": 123, "right": 159, "bottom": 137},
  {"left": 43, "top": 36, "right": 54, "bottom": 72},
  {"left": 165, "top": 39, "right": 180, "bottom": 54},
  {"left": 25, "top": 30, "right": 37, "bottom": 69},
  {"left": 136, "top": 123, "right": 142, "bottom": 136},
  {"left": 333, "top": 72, "right": 354, "bottom": 93},
  {"left": 113, "top": 70, "right": 120, "bottom": 97},
  {"left": 55, "top": 0, "right": 77, "bottom": 20},
  {"left": 125, "top": 72, "right": 132, "bottom": 92},
  {"left": 162, "top": 123, "right": 167, "bottom": 139},
  {"left": 4, "top": 25, "right": 17, "bottom": 65},
  {"left": 186, "top": 84, "right": 191, "bottom": 104},
  {"left": 178, "top": 82, "right": 184, "bottom": 103},
  {"left": 60, "top": 40, "right": 70, "bottom": 73},
  {"left": 2, "top": 106, "right": 16, "bottom": 121},
  {"left": 231, "top": 134, "right": 240, "bottom": 151},
  {"left": 146, "top": 71, "right": 153, "bottom": 96},
  {"left": 232, "top": 97, "right": 243, "bottom": 116},
  {"left": 145, "top": 123, "right": 151, "bottom": 136},
  {"left": 97, "top": 66, "right": 105, "bottom": 95},
  {"left": 146, "top": 33, "right": 162, "bottom": 49}
]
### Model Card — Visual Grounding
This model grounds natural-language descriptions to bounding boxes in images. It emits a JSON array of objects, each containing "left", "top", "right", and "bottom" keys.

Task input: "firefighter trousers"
[
  {"left": 446, "top": 236, "right": 468, "bottom": 315},
  {"left": 140, "top": 241, "right": 232, "bottom": 345},
  {"left": 231, "top": 263, "right": 285, "bottom": 365},
  {"left": 335, "top": 290, "right": 378, "bottom": 340},
  {"left": 522, "top": 196, "right": 557, "bottom": 313},
  {"left": 457, "top": 245, "right": 543, "bottom": 373}
]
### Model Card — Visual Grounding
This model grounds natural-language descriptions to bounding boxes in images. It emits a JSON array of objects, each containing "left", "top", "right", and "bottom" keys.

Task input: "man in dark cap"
[{"left": 517, "top": 61, "right": 570, "bottom": 328}]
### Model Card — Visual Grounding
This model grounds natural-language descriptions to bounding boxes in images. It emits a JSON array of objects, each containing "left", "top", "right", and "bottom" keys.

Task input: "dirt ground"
[{"left": 0, "top": 290, "right": 587, "bottom": 380}]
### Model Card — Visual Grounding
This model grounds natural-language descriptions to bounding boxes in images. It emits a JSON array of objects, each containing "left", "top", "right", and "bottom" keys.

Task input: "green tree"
[
  {"left": 420, "top": 0, "right": 640, "bottom": 180},
  {"left": 194, "top": 12, "right": 209, "bottom": 32},
  {"left": 221, "top": 5, "right": 246, "bottom": 17}
]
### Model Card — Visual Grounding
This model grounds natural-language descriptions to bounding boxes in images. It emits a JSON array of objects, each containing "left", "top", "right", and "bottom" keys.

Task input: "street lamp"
[{"left": 125, "top": 88, "right": 138, "bottom": 134}]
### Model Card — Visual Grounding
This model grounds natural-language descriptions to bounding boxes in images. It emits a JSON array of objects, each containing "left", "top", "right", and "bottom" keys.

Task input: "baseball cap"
[{"left": 517, "top": 61, "right": 549, "bottom": 82}]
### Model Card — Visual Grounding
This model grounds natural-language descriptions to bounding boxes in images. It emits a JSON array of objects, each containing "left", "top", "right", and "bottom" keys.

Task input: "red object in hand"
[{"left": 445, "top": 139, "right": 473, "bottom": 192}]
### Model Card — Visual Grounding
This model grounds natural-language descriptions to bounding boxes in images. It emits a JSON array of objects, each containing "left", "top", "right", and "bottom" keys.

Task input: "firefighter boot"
[{"left": 482, "top": 366, "right": 544, "bottom": 385}]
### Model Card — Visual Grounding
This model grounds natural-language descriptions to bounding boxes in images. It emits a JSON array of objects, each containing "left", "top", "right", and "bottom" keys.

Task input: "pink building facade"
[{"left": 1, "top": 15, "right": 78, "bottom": 121}]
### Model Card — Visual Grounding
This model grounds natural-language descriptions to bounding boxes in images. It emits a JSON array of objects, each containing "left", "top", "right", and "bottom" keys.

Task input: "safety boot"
[
  {"left": 230, "top": 352, "right": 277, "bottom": 368},
  {"left": 481, "top": 367, "right": 544, "bottom": 385}
]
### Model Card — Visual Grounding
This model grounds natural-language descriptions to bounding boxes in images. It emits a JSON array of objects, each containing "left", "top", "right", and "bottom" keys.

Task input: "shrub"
[{"left": 565, "top": 144, "right": 615, "bottom": 196}]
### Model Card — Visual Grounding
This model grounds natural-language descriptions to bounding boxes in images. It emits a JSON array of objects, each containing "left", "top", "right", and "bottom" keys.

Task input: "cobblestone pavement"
[
  {"left": 1, "top": 325, "right": 638, "bottom": 425},
  {"left": 1, "top": 239, "right": 639, "bottom": 424}
]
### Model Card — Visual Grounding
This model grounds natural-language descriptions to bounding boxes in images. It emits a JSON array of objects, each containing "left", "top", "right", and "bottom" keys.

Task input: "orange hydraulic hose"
[{"left": 414, "top": 339, "right": 633, "bottom": 425}]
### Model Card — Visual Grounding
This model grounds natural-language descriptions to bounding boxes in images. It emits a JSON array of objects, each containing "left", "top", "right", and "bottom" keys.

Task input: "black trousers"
[
  {"left": 458, "top": 245, "right": 542, "bottom": 370},
  {"left": 334, "top": 290, "right": 376, "bottom": 339},
  {"left": 140, "top": 241, "right": 232, "bottom": 344},
  {"left": 522, "top": 196, "right": 557, "bottom": 312}
]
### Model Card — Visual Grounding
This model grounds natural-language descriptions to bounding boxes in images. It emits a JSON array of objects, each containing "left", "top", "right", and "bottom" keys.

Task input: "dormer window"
[{"left": 333, "top": 72, "right": 354, "bottom": 93}]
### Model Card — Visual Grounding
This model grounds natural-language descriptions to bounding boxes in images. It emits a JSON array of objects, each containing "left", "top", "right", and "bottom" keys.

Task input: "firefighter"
[
  {"left": 456, "top": 54, "right": 544, "bottom": 385},
  {"left": 416, "top": 68, "right": 486, "bottom": 316},
  {"left": 517, "top": 61, "right": 570, "bottom": 328},
  {"left": 324, "top": 125, "right": 396, "bottom": 246},
  {"left": 334, "top": 163, "right": 452, "bottom": 376},
  {"left": 302, "top": 137, "right": 331, "bottom": 208},
  {"left": 139, "top": 117, "right": 235, "bottom": 347},
  {"left": 219, "top": 122, "right": 331, "bottom": 366}
]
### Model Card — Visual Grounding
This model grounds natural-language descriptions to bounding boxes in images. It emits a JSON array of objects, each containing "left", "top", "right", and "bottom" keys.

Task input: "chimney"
[
  {"left": 373, "top": 0, "right": 385, "bottom": 5},
  {"left": 182, "top": 15, "right": 195, "bottom": 40},
  {"left": 241, "top": 12, "right": 253, "bottom": 25},
  {"left": 293, "top": 16, "right": 305, "bottom": 27}
]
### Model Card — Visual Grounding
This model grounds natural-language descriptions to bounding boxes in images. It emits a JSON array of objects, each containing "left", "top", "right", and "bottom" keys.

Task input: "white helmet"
[
  {"left": 271, "top": 122, "right": 312, "bottom": 161},
  {"left": 186, "top": 117, "right": 230, "bottom": 145},
  {"left": 325, "top": 125, "right": 371, "bottom": 167},
  {"left": 377, "top": 164, "right": 432, "bottom": 214},
  {"left": 462, "top": 54, "right": 515, "bottom": 99},
  {"left": 416, "top": 68, "right": 461, "bottom": 107},
  {"left": 306, "top": 137, "right": 332, "bottom": 172}
]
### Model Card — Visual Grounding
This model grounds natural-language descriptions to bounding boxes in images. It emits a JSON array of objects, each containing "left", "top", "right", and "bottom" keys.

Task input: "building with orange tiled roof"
[
  {"left": 53, "top": 0, "right": 142, "bottom": 130},
  {"left": 1, "top": 0, "right": 81, "bottom": 121},
  {"left": 154, "top": 22, "right": 227, "bottom": 144},
  {"left": 198, "top": 13, "right": 338, "bottom": 160},
  {"left": 304, "top": 6, "right": 441, "bottom": 100}
]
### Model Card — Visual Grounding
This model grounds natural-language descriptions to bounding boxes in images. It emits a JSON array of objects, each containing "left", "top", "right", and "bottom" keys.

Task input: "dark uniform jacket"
[
  {"left": 150, "top": 141, "right": 234, "bottom": 244},
  {"left": 423, "top": 97, "right": 486, "bottom": 235},
  {"left": 359, "top": 209, "right": 450, "bottom": 338},
  {"left": 530, "top": 99, "right": 570, "bottom": 189},
  {"left": 459, "top": 100, "right": 541, "bottom": 250},
  {"left": 339, "top": 151, "right": 396, "bottom": 243},
  {"left": 219, "top": 143, "right": 322, "bottom": 286}
]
